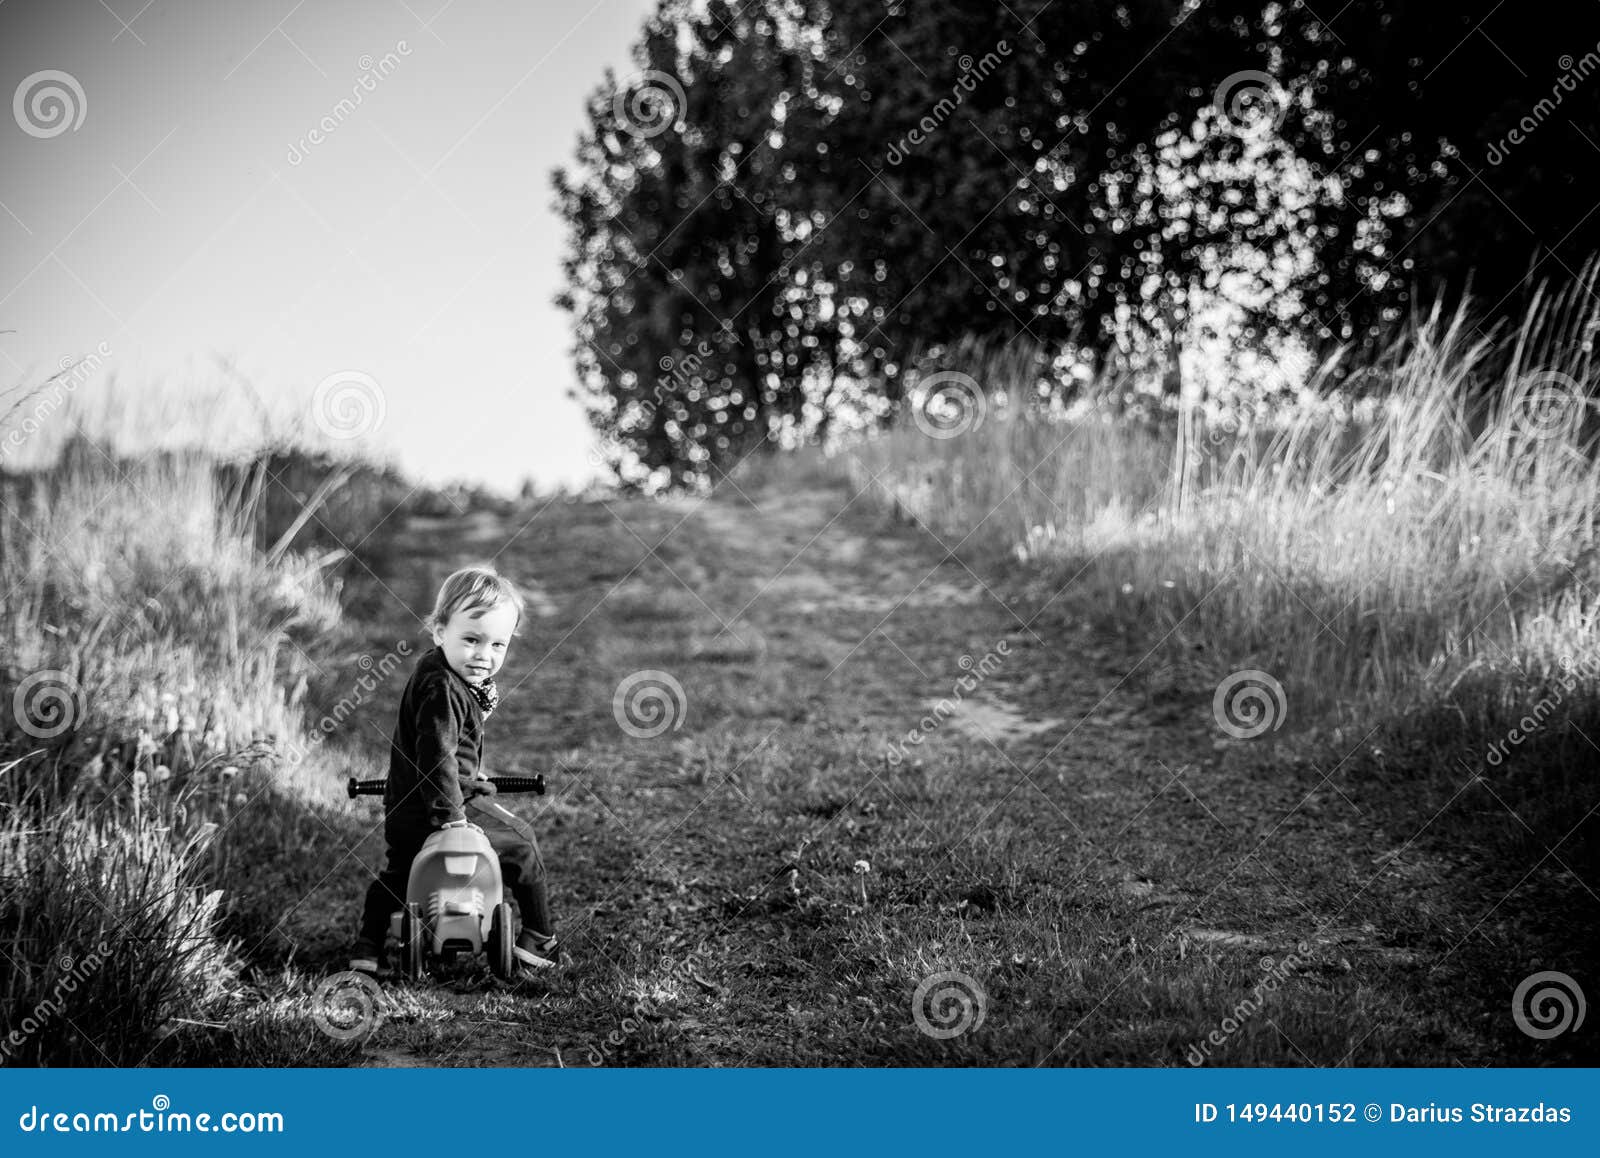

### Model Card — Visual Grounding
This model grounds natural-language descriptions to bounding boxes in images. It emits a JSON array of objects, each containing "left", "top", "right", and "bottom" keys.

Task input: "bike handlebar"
[{"left": 345, "top": 773, "right": 547, "bottom": 799}]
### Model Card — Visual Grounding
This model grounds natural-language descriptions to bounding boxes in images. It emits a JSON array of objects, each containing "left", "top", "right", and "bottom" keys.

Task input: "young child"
[{"left": 349, "top": 565, "right": 560, "bottom": 976}]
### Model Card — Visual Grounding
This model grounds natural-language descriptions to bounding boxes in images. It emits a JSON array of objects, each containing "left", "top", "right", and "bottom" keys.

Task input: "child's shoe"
[
  {"left": 349, "top": 936, "right": 384, "bottom": 975},
  {"left": 513, "top": 930, "right": 559, "bottom": 972}
]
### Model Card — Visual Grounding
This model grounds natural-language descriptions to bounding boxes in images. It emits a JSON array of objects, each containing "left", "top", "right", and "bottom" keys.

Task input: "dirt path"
[{"left": 313, "top": 465, "right": 1519, "bottom": 1065}]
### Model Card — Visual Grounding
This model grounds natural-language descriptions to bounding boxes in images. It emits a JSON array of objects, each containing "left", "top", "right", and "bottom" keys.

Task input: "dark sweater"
[{"left": 384, "top": 645, "right": 487, "bottom": 829}]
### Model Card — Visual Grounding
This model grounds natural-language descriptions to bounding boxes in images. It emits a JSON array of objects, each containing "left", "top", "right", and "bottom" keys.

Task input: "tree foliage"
[{"left": 556, "top": 0, "right": 1600, "bottom": 488}]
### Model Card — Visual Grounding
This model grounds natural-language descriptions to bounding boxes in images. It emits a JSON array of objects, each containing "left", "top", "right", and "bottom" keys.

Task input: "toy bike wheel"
[
  {"left": 488, "top": 902, "right": 516, "bottom": 980},
  {"left": 401, "top": 902, "right": 425, "bottom": 982}
]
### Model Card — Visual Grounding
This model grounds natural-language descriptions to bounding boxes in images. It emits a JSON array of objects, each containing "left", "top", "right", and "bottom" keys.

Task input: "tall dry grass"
[
  {"left": 836, "top": 283, "right": 1600, "bottom": 766},
  {"left": 0, "top": 427, "right": 364, "bottom": 1063}
]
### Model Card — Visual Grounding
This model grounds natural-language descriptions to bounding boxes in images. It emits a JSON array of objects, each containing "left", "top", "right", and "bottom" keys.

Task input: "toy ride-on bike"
[{"left": 346, "top": 773, "right": 546, "bottom": 981}]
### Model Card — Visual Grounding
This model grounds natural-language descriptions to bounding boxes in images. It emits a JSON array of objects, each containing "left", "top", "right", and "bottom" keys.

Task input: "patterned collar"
[
  {"left": 424, "top": 645, "right": 500, "bottom": 719},
  {"left": 465, "top": 675, "right": 499, "bottom": 719}
]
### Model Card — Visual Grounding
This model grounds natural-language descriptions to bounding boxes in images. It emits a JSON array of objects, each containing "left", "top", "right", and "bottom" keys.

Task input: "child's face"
[{"left": 431, "top": 600, "right": 518, "bottom": 684}]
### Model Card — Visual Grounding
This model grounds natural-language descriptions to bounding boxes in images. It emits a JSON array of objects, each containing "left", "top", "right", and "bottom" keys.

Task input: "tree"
[
  {"left": 557, "top": 0, "right": 1600, "bottom": 486},
  {"left": 1268, "top": 1, "right": 1600, "bottom": 357},
  {"left": 554, "top": 1, "right": 835, "bottom": 490}
]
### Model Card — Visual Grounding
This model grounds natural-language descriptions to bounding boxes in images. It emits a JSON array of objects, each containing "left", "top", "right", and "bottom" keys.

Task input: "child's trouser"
[{"left": 358, "top": 797, "right": 553, "bottom": 947}]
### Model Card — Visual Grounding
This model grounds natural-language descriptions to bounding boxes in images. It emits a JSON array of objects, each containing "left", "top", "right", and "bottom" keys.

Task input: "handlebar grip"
[
  {"left": 489, "top": 774, "right": 546, "bottom": 795},
  {"left": 345, "top": 774, "right": 545, "bottom": 798}
]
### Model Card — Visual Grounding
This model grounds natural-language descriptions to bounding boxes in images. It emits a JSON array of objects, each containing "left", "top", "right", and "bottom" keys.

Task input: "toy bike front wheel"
[
  {"left": 401, "top": 901, "right": 426, "bottom": 982},
  {"left": 488, "top": 902, "right": 515, "bottom": 980}
]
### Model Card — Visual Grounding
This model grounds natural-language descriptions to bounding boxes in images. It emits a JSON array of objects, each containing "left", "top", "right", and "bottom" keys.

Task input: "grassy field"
[
  {"left": 95, "top": 456, "right": 1591, "bottom": 1065},
  {"left": 2, "top": 302, "right": 1595, "bottom": 1064},
  {"left": 289, "top": 447, "right": 1589, "bottom": 1065}
]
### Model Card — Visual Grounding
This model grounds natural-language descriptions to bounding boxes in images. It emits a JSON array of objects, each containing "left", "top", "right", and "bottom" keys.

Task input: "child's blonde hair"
[{"left": 424, "top": 565, "right": 526, "bottom": 636}]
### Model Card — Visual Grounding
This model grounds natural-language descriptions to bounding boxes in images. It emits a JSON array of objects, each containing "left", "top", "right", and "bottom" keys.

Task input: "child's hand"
[{"left": 463, "top": 778, "right": 497, "bottom": 798}]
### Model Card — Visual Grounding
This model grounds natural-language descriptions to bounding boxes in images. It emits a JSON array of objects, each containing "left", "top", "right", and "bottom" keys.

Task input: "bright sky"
[{"left": 0, "top": 0, "right": 659, "bottom": 495}]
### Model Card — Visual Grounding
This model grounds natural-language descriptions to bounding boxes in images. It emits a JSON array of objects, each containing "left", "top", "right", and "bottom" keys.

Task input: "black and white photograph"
[{"left": 1, "top": 0, "right": 1596, "bottom": 1085}]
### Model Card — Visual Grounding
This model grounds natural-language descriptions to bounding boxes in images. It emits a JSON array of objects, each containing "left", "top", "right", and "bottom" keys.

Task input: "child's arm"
[{"left": 413, "top": 681, "right": 467, "bottom": 829}]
